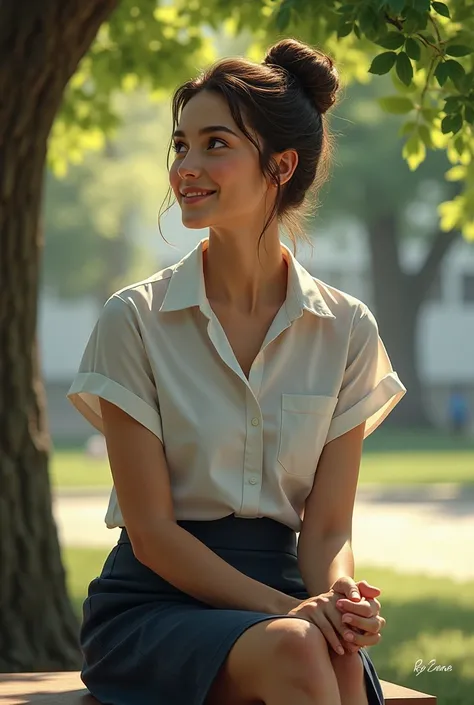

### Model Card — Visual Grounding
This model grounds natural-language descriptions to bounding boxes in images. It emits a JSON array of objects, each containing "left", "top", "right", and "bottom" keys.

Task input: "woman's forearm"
[
  {"left": 297, "top": 533, "right": 354, "bottom": 596},
  {"left": 136, "top": 520, "right": 301, "bottom": 614}
]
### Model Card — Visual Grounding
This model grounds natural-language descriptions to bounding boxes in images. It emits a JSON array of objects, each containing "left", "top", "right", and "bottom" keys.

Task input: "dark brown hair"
[{"left": 159, "top": 37, "right": 340, "bottom": 255}]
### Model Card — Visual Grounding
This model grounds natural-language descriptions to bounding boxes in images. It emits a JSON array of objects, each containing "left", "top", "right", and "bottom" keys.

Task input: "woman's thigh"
[{"left": 205, "top": 616, "right": 330, "bottom": 705}]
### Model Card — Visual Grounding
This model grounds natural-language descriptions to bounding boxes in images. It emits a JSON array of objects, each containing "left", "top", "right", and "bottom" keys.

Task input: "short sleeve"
[
  {"left": 325, "top": 304, "right": 406, "bottom": 444},
  {"left": 67, "top": 294, "right": 163, "bottom": 441}
]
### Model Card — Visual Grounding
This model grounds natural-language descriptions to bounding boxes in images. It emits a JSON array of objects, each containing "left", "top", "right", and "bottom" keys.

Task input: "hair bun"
[{"left": 263, "top": 38, "right": 339, "bottom": 115}]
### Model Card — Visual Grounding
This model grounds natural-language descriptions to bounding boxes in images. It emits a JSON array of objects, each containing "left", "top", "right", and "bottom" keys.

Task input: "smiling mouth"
[{"left": 182, "top": 191, "right": 216, "bottom": 204}]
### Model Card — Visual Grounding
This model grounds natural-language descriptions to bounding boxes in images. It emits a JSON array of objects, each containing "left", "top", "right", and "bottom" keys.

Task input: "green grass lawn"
[
  {"left": 50, "top": 429, "right": 474, "bottom": 490},
  {"left": 64, "top": 546, "right": 474, "bottom": 705}
]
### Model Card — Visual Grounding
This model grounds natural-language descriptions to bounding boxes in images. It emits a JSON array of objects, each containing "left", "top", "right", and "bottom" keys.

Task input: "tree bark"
[
  {"left": 0, "top": 0, "right": 117, "bottom": 672},
  {"left": 367, "top": 206, "right": 459, "bottom": 427}
]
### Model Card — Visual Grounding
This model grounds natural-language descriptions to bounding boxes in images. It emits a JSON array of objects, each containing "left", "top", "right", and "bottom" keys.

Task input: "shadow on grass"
[{"left": 367, "top": 596, "right": 473, "bottom": 705}]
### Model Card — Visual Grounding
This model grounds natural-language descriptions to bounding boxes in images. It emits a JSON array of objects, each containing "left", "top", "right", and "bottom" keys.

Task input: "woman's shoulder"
[
  {"left": 310, "top": 274, "right": 373, "bottom": 327},
  {"left": 104, "top": 262, "right": 177, "bottom": 316}
]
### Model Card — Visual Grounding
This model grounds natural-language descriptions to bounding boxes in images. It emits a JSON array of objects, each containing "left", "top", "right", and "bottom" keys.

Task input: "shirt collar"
[{"left": 159, "top": 237, "right": 335, "bottom": 320}]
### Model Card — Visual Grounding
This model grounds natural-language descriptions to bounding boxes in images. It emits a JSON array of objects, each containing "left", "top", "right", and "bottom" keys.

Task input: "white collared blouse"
[{"left": 67, "top": 238, "right": 406, "bottom": 532}]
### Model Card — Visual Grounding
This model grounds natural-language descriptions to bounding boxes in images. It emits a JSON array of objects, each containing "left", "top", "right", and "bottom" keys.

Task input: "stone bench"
[{"left": 0, "top": 671, "right": 437, "bottom": 704}]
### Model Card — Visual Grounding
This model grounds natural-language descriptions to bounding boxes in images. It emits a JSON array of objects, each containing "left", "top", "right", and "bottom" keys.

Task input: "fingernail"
[
  {"left": 342, "top": 615, "right": 352, "bottom": 623},
  {"left": 344, "top": 632, "right": 355, "bottom": 641},
  {"left": 337, "top": 646, "right": 345, "bottom": 655}
]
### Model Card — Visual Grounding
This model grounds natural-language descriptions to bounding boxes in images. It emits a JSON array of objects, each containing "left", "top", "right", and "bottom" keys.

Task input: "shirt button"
[
  {"left": 251, "top": 417, "right": 260, "bottom": 426},
  {"left": 249, "top": 477, "right": 258, "bottom": 485}
]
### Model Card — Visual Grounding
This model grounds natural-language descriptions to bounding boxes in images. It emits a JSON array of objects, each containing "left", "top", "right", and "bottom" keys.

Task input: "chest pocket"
[{"left": 277, "top": 394, "right": 338, "bottom": 476}]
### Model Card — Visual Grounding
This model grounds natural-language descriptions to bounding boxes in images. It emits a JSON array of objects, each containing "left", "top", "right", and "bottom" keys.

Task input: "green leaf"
[
  {"left": 454, "top": 135, "right": 465, "bottom": 156},
  {"left": 451, "top": 113, "right": 463, "bottom": 135},
  {"left": 445, "top": 165, "right": 466, "bottom": 181},
  {"left": 337, "top": 21, "right": 354, "bottom": 38},
  {"left": 378, "top": 95, "right": 415, "bottom": 113},
  {"left": 399, "top": 120, "right": 418, "bottom": 136},
  {"left": 368, "top": 51, "right": 398, "bottom": 75},
  {"left": 444, "top": 96, "right": 461, "bottom": 113},
  {"left": 402, "top": 131, "right": 426, "bottom": 170},
  {"left": 420, "top": 107, "right": 438, "bottom": 121},
  {"left": 441, "top": 113, "right": 463, "bottom": 134},
  {"left": 405, "top": 37, "right": 421, "bottom": 61},
  {"left": 404, "top": 9, "right": 427, "bottom": 34},
  {"left": 396, "top": 51, "right": 414, "bottom": 86},
  {"left": 432, "top": 2, "right": 450, "bottom": 18},
  {"left": 359, "top": 6, "right": 378, "bottom": 34},
  {"left": 337, "top": 4, "right": 354, "bottom": 14},
  {"left": 387, "top": 0, "right": 405, "bottom": 12},
  {"left": 465, "top": 105, "right": 474, "bottom": 124},
  {"left": 445, "top": 45, "right": 473, "bottom": 57},
  {"left": 445, "top": 59, "right": 466, "bottom": 90},
  {"left": 435, "top": 61, "right": 450, "bottom": 86},
  {"left": 414, "top": 0, "right": 431, "bottom": 10},
  {"left": 418, "top": 124, "right": 434, "bottom": 148},
  {"left": 376, "top": 32, "right": 406, "bottom": 50},
  {"left": 275, "top": 3, "right": 291, "bottom": 31},
  {"left": 354, "top": 23, "right": 361, "bottom": 39}
]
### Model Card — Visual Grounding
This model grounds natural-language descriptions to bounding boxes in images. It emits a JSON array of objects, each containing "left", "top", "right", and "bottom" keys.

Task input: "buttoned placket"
[{"left": 203, "top": 301, "right": 303, "bottom": 518}]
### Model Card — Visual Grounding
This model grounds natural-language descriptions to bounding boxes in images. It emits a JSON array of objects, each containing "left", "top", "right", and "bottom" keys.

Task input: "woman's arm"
[
  {"left": 297, "top": 423, "right": 365, "bottom": 595},
  {"left": 100, "top": 398, "right": 300, "bottom": 615}
]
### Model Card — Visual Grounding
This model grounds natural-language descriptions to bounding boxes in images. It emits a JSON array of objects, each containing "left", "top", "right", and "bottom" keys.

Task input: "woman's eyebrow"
[{"left": 173, "top": 125, "right": 239, "bottom": 139}]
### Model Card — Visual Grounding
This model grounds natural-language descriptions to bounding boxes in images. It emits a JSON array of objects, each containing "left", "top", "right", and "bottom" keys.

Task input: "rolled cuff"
[
  {"left": 67, "top": 372, "right": 163, "bottom": 441},
  {"left": 325, "top": 372, "right": 406, "bottom": 444}
]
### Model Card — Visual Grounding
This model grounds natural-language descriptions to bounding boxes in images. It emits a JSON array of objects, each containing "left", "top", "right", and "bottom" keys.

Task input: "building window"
[{"left": 462, "top": 274, "right": 474, "bottom": 303}]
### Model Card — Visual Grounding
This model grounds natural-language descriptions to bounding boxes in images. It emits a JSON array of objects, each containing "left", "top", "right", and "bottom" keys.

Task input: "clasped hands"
[{"left": 288, "top": 577, "right": 385, "bottom": 656}]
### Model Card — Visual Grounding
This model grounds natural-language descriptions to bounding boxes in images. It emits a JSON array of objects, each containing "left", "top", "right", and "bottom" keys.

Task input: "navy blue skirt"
[{"left": 80, "top": 514, "right": 384, "bottom": 704}]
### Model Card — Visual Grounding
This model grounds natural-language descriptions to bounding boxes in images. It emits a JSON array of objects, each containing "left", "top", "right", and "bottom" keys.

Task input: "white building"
[{"left": 40, "top": 205, "right": 474, "bottom": 441}]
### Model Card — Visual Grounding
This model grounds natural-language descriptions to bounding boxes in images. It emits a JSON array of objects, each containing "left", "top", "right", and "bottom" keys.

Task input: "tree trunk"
[
  {"left": 367, "top": 207, "right": 459, "bottom": 427},
  {"left": 0, "top": 0, "right": 117, "bottom": 672}
]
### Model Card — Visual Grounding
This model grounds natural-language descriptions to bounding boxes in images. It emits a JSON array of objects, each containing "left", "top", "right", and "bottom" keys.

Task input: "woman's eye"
[
  {"left": 172, "top": 137, "right": 227, "bottom": 154},
  {"left": 208, "top": 137, "right": 227, "bottom": 149}
]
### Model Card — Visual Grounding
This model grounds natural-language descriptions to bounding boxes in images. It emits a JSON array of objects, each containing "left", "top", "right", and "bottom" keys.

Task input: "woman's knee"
[
  {"left": 257, "top": 618, "right": 339, "bottom": 700},
  {"left": 268, "top": 617, "right": 330, "bottom": 666},
  {"left": 259, "top": 618, "right": 334, "bottom": 689},
  {"left": 205, "top": 617, "right": 333, "bottom": 705}
]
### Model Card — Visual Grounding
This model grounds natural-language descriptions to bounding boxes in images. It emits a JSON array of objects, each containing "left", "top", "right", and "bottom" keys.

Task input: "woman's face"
[{"left": 169, "top": 90, "right": 271, "bottom": 231}]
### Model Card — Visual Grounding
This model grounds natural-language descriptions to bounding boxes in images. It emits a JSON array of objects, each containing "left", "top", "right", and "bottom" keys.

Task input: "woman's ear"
[{"left": 277, "top": 149, "right": 299, "bottom": 186}]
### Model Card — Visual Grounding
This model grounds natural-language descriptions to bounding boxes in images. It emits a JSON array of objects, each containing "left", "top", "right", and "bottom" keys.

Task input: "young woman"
[{"left": 68, "top": 37, "right": 406, "bottom": 705}]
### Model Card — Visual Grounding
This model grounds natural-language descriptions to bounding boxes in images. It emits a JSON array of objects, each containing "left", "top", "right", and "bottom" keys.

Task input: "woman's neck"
[{"left": 202, "top": 234, "right": 288, "bottom": 315}]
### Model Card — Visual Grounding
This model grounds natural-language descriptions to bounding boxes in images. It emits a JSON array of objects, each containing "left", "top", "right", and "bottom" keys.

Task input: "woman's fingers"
[
  {"left": 336, "top": 597, "right": 380, "bottom": 617},
  {"left": 324, "top": 603, "right": 367, "bottom": 648},
  {"left": 342, "top": 613, "right": 386, "bottom": 635},
  {"left": 357, "top": 580, "right": 381, "bottom": 596},
  {"left": 311, "top": 614, "right": 346, "bottom": 656},
  {"left": 331, "top": 576, "right": 362, "bottom": 601},
  {"left": 342, "top": 628, "right": 382, "bottom": 647}
]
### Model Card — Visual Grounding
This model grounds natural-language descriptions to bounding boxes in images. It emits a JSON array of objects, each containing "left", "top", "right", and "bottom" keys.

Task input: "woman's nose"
[{"left": 177, "top": 153, "right": 203, "bottom": 179}]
